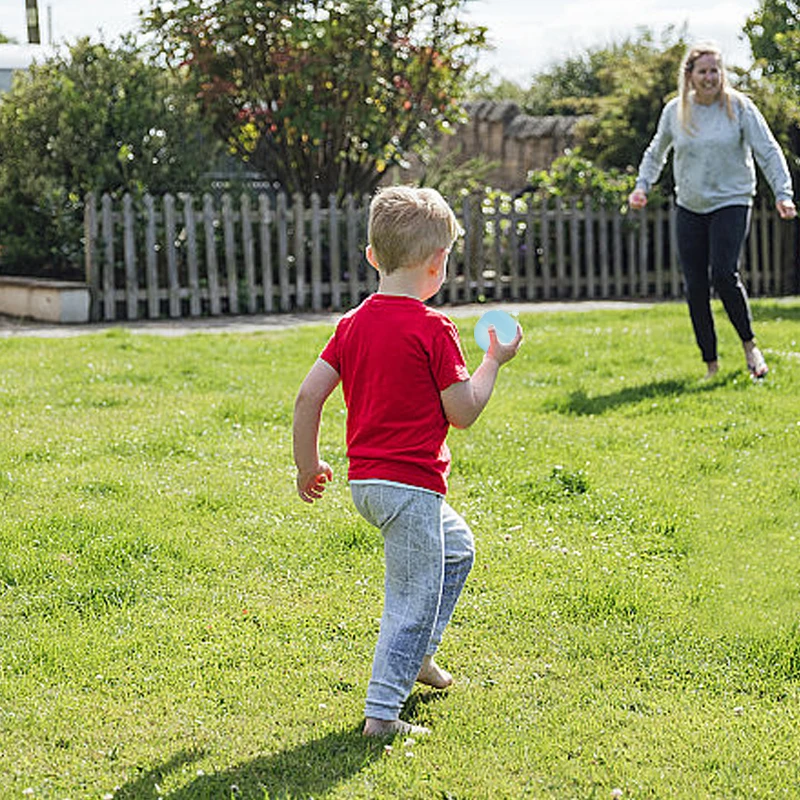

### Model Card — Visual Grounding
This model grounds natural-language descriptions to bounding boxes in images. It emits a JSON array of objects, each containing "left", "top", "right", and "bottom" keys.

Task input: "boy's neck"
[
  {"left": 376, "top": 269, "right": 426, "bottom": 300},
  {"left": 366, "top": 245, "right": 446, "bottom": 303}
]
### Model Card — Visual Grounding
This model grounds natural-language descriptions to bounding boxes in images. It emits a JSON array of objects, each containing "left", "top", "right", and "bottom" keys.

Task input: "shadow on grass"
[
  {"left": 753, "top": 300, "right": 800, "bottom": 322},
  {"left": 114, "top": 724, "right": 382, "bottom": 800},
  {"left": 549, "top": 375, "right": 732, "bottom": 416}
]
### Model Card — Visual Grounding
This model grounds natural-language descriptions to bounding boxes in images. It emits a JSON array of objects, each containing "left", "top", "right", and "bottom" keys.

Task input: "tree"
[
  {"left": 744, "top": 0, "right": 800, "bottom": 84},
  {"left": 743, "top": 1, "right": 800, "bottom": 181},
  {"left": 522, "top": 48, "right": 620, "bottom": 116},
  {"left": 142, "top": 0, "right": 487, "bottom": 199},
  {"left": 528, "top": 28, "right": 688, "bottom": 172},
  {"left": 0, "top": 36, "right": 220, "bottom": 277},
  {"left": 579, "top": 35, "right": 686, "bottom": 171}
]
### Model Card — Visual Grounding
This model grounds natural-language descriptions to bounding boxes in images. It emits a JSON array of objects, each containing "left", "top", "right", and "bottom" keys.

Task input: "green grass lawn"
[{"left": 1, "top": 298, "right": 799, "bottom": 799}]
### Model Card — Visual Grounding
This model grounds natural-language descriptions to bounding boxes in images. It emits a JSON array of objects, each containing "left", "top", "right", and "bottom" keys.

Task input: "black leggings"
[{"left": 676, "top": 205, "right": 754, "bottom": 363}]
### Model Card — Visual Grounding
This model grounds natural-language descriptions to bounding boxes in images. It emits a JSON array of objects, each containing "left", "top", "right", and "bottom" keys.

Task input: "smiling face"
[{"left": 690, "top": 52, "right": 722, "bottom": 105}]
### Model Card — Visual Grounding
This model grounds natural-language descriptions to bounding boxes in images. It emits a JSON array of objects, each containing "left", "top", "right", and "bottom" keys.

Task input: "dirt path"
[{"left": 0, "top": 300, "right": 657, "bottom": 339}]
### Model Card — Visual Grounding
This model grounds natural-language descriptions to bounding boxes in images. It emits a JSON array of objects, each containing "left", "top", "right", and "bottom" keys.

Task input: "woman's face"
[{"left": 690, "top": 53, "right": 722, "bottom": 104}]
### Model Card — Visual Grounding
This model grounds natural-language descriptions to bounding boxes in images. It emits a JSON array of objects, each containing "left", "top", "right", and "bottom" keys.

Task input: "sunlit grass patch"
[{"left": 1, "top": 298, "right": 800, "bottom": 798}]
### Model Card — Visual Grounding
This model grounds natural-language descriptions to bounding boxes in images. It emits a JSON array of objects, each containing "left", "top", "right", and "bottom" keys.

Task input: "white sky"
[
  {"left": 467, "top": 0, "right": 761, "bottom": 82},
  {"left": 0, "top": 0, "right": 762, "bottom": 82}
]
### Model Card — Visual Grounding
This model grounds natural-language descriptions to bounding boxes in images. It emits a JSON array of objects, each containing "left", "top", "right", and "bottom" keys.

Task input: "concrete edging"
[{"left": 0, "top": 276, "right": 91, "bottom": 324}]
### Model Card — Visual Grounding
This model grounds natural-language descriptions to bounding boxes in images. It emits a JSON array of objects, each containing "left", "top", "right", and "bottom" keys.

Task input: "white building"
[{"left": 0, "top": 44, "right": 53, "bottom": 93}]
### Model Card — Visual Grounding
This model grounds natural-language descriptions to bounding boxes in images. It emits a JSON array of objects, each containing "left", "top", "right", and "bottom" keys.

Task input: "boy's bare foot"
[
  {"left": 363, "top": 718, "right": 430, "bottom": 737},
  {"left": 416, "top": 655, "right": 453, "bottom": 689}
]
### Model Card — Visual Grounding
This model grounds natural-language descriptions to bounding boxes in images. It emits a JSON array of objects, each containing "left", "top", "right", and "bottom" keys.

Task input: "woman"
[{"left": 629, "top": 42, "right": 796, "bottom": 380}]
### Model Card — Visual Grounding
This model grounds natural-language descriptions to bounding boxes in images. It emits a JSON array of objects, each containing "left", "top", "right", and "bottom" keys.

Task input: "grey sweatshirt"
[{"left": 634, "top": 92, "right": 794, "bottom": 213}]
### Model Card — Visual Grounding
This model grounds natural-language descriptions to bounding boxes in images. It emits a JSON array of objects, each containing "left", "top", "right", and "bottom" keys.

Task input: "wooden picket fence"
[{"left": 83, "top": 191, "right": 798, "bottom": 322}]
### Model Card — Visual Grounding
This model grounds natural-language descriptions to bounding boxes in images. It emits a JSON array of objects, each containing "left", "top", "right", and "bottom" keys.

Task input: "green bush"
[{"left": 0, "top": 37, "right": 220, "bottom": 279}]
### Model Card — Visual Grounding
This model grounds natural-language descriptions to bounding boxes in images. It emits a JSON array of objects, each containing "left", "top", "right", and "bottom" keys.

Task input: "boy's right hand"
[
  {"left": 297, "top": 461, "right": 333, "bottom": 503},
  {"left": 486, "top": 323, "right": 523, "bottom": 365}
]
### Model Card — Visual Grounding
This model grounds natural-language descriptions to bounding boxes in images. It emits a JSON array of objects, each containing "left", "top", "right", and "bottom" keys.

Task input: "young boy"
[{"left": 293, "top": 186, "right": 522, "bottom": 737}]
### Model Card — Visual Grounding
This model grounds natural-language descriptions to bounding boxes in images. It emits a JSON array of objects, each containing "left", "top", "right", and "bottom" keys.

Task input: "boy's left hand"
[
  {"left": 297, "top": 462, "right": 334, "bottom": 503},
  {"left": 486, "top": 323, "right": 523, "bottom": 365}
]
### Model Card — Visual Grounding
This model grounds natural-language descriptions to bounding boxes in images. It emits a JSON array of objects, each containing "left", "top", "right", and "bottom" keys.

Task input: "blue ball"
[{"left": 474, "top": 309, "right": 519, "bottom": 352}]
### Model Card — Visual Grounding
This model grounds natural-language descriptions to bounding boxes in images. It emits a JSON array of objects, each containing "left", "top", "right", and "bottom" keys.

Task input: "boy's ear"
[
  {"left": 365, "top": 245, "right": 380, "bottom": 270},
  {"left": 428, "top": 247, "right": 448, "bottom": 274}
]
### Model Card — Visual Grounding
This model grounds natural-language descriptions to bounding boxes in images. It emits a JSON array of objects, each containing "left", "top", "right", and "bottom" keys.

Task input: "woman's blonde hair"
[
  {"left": 367, "top": 186, "right": 461, "bottom": 274},
  {"left": 677, "top": 42, "right": 738, "bottom": 133}
]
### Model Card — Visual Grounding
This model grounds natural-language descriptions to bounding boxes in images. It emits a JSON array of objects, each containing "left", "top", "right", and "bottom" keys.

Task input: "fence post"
[
  {"left": 612, "top": 209, "right": 623, "bottom": 297},
  {"left": 781, "top": 218, "right": 799, "bottom": 294},
  {"left": 183, "top": 193, "right": 201, "bottom": 317},
  {"left": 83, "top": 192, "right": 100, "bottom": 321},
  {"left": 310, "top": 193, "right": 323, "bottom": 312},
  {"left": 508, "top": 202, "right": 521, "bottom": 300},
  {"left": 555, "top": 197, "right": 567, "bottom": 297},
  {"left": 294, "top": 192, "right": 306, "bottom": 310},
  {"left": 222, "top": 194, "right": 239, "bottom": 314},
  {"left": 241, "top": 193, "right": 257, "bottom": 315},
  {"left": 202, "top": 193, "right": 221, "bottom": 315},
  {"left": 540, "top": 202, "right": 551, "bottom": 300},
  {"left": 123, "top": 193, "right": 138, "bottom": 320},
  {"left": 100, "top": 193, "right": 115, "bottom": 321},
  {"left": 277, "top": 193, "right": 291, "bottom": 311},
  {"left": 653, "top": 204, "right": 664, "bottom": 299},
  {"left": 569, "top": 197, "right": 580, "bottom": 299},
  {"left": 163, "top": 194, "right": 181, "bottom": 318},
  {"left": 258, "top": 194, "right": 274, "bottom": 313},
  {"left": 637, "top": 207, "right": 648, "bottom": 297},
  {"left": 668, "top": 201, "right": 680, "bottom": 297},
  {"left": 461, "top": 194, "right": 478, "bottom": 302},
  {"left": 363, "top": 195, "right": 376, "bottom": 296},
  {"left": 346, "top": 194, "right": 360, "bottom": 307},
  {"left": 328, "top": 195, "right": 341, "bottom": 310},
  {"left": 597, "top": 202, "right": 609, "bottom": 298},
  {"left": 624, "top": 213, "right": 636, "bottom": 298},
  {"left": 759, "top": 203, "right": 771, "bottom": 296},
  {"left": 144, "top": 194, "right": 159, "bottom": 319}
]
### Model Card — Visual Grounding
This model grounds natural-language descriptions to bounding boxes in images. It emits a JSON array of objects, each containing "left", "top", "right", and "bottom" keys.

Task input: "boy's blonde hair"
[
  {"left": 367, "top": 186, "right": 461, "bottom": 274},
  {"left": 678, "top": 42, "right": 739, "bottom": 134}
]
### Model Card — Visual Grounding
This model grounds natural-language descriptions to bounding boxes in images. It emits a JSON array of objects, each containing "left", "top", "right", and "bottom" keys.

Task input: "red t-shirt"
[{"left": 319, "top": 294, "right": 470, "bottom": 495}]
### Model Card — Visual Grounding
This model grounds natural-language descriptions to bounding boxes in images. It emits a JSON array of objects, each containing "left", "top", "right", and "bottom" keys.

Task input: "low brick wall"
[{"left": 0, "top": 276, "right": 90, "bottom": 323}]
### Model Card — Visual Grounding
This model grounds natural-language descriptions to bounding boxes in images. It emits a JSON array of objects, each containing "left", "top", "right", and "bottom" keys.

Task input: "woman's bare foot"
[
  {"left": 363, "top": 718, "right": 430, "bottom": 737},
  {"left": 416, "top": 655, "right": 453, "bottom": 689},
  {"left": 702, "top": 360, "right": 719, "bottom": 381},
  {"left": 743, "top": 341, "right": 768, "bottom": 379}
]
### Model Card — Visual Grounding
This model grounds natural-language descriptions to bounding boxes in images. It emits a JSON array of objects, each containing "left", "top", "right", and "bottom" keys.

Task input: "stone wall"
[{"left": 391, "top": 100, "right": 590, "bottom": 192}]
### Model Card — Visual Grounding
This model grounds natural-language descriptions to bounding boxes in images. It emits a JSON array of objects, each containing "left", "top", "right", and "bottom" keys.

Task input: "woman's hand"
[
  {"left": 628, "top": 188, "right": 648, "bottom": 210},
  {"left": 776, "top": 199, "right": 797, "bottom": 220}
]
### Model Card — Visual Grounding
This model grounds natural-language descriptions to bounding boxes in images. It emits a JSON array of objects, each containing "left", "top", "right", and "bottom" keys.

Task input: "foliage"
[
  {"left": 0, "top": 37, "right": 220, "bottom": 279},
  {"left": 515, "top": 152, "right": 644, "bottom": 209},
  {"left": 523, "top": 47, "right": 620, "bottom": 116},
  {"left": 2, "top": 301, "right": 800, "bottom": 797},
  {"left": 466, "top": 74, "right": 528, "bottom": 104},
  {"left": 142, "top": 0, "right": 487, "bottom": 199},
  {"left": 743, "top": 0, "right": 800, "bottom": 182},
  {"left": 735, "top": 69, "right": 800, "bottom": 176},
  {"left": 568, "top": 29, "right": 688, "bottom": 172},
  {"left": 414, "top": 149, "right": 499, "bottom": 199},
  {"left": 468, "top": 28, "right": 683, "bottom": 206},
  {"left": 744, "top": 0, "right": 800, "bottom": 85}
]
